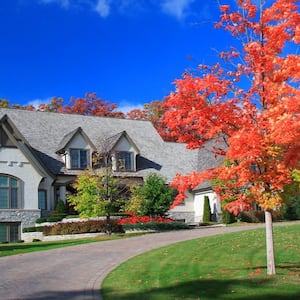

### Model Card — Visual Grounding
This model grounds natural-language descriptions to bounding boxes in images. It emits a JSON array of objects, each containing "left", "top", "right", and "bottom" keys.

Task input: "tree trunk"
[{"left": 265, "top": 210, "right": 276, "bottom": 275}]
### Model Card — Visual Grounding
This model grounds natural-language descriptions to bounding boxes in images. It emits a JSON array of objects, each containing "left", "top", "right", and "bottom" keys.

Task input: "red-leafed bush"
[{"left": 118, "top": 213, "right": 174, "bottom": 225}]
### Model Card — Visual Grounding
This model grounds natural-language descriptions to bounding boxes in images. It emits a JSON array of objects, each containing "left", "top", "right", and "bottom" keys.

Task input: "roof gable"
[
  {"left": 106, "top": 131, "right": 140, "bottom": 154},
  {"left": 0, "top": 120, "right": 15, "bottom": 148},
  {"left": 56, "top": 127, "right": 96, "bottom": 154},
  {"left": 0, "top": 114, "right": 53, "bottom": 178}
]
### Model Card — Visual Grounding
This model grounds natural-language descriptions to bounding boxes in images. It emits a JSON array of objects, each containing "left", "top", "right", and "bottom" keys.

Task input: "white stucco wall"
[
  {"left": 0, "top": 147, "right": 43, "bottom": 209},
  {"left": 169, "top": 191, "right": 194, "bottom": 212},
  {"left": 168, "top": 191, "right": 195, "bottom": 222},
  {"left": 114, "top": 137, "right": 135, "bottom": 152},
  {"left": 194, "top": 190, "right": 222, "bottom": 222}
]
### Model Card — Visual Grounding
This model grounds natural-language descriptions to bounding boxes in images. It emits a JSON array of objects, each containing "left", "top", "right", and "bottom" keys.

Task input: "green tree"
[
  {"left": 282, "top": 170, "right": 300, "bottom": 220},
  {"left": 136, "top": 173, "right": 175, "bottom": 217},
  {"left": 0, "top": 99, "right": 10, "bottom": 108},
  {"left": 67, "top": 169, "right": 118, "bottom": 218},
  {"left": 124, "top": 184, "right": 144, "bottom": 215}
]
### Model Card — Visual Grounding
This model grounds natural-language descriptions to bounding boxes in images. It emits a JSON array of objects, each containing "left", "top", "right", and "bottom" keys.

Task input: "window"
[
  {"left": 0, "top": 223, "right": 20, "bottom": 243},
  {"left": 0, "top": 175, "right": 20, "bottom": 209},
  {"left": 70, "top": 149, "right": 89, "bottom": 169},
  {"left": 115, "top": 151, "right": 134, "bottom": 171},
  {"left": 38, "top": 190, "right": 47, "bottom": 210}
]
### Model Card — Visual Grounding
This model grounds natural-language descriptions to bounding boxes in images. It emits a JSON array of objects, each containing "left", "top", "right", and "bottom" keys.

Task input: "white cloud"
[
  {"left": 37, "top": 0, "right": 198, "bottom": 21},
  {"left": 27, "top": 97, "right": 53, "bottom": 109},
  {"left": 39, "top": 0, "right": 70, "bottom": 9},
  {"left": 118, "top": 100, "right": 144, "bottom": 114},
  {"left": 161, "top": 0, "right": 195, "bottom": 20},
  {"left": 95, "top": 0, "right": 111, "bottom": 17}
]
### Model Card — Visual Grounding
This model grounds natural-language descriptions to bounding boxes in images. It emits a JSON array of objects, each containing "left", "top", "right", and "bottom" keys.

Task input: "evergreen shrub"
[
  {"left": 239, "top": 210, "right": 283, "bottom": 223},
  {"left": 23, "top": 226, "right": 44, "bottom": 233},
  {"left": 55, "top": 199, "right": 67, "bottom": 214},
  {"left": 35, "top": 217, "right": 48, "bottom": 224},
  {"left": 222, "top": 210, "right": 236, "bottom": 224},
  {"left": 46, "top": 213, "right": 66, "bottom": 222},
  {"left": 202, "top": 196, "right": 211, "bottom": 223}
]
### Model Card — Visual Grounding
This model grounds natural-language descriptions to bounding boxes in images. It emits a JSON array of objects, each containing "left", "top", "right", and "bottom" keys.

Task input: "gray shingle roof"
[
  {"left": 1, "top": 108, "right": 213, "bottom": 183},
  {"left": 56, "top": 127, "right": 97, "bottom": 154}
]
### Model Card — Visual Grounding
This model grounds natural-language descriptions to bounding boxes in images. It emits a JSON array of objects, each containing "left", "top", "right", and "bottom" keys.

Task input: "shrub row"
[
  {"left": 43, "top": 220, "right": 124, "bottom": 236},
  {"left": 123, "top": 221, "right": 190, "bottom": 231},
  {"left": 36, "top": 213, "right": 67, "bottom": 224},
  {"left": 23, "top": 226, "right": 44, "bottom": 233},
  {"left": 239, "top": 210, "right": 284, "bottom": 223}
]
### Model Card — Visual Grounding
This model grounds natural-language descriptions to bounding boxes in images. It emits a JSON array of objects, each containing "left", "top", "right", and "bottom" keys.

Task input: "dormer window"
[
  {"left": 115, "top": 151, "right": 134, "bottom": 171},
  {"left": 70, "top": 149, "right": 89, "bottom": 169},
  {"left": 56, "top": 127, "right": 95, "bottom": 170}
]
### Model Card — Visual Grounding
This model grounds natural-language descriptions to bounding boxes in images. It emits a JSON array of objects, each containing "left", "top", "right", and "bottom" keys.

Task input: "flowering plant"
[{"left": 118, "top": 213, "right": 174, "bottom": 225}]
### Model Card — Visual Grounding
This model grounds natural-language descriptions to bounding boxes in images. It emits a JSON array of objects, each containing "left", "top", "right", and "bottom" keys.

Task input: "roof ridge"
[{"left": 0, "top": 107, "right": 153, "bottom": 124}]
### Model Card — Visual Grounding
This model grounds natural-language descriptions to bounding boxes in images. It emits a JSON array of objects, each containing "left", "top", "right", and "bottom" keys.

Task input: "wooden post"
[{"left": 265, "top": 210, "right": 276, "bottom": 275}]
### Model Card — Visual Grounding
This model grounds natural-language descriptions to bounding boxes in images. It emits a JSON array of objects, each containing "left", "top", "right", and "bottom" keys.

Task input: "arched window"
[{"left": 0, "top": 175, "right": 21, "bottom": 209}]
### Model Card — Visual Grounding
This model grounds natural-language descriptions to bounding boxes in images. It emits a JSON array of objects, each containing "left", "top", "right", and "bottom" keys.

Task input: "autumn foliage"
[
  {"left": 2, "top": 94, "right": 173, "bottom": 140},
  {"left": 38, "top": 93, "right": 125, "bottom": 118},
  {"left": 126, "top": 99, "right": 173, "bottom": 141},
  {"left": 164, "top": 0, "right": 300, "bottom": 214},
  {"left": 117, "top": 213, "right": 174, "bottom": 225}
]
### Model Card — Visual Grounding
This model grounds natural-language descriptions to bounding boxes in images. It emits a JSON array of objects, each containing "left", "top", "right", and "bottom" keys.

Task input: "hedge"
[
  {"left": 23, "top": 226, "right": 44, "bottom": 233},
  {"left": 43, "top": 219, "right": 124, "bottom": 236},
  {"left": 239, "top": 210, "right": 284, "bottom": 223}
]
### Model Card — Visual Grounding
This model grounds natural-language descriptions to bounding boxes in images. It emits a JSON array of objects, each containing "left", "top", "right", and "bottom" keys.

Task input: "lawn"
[
  {"left": 101, "top": 224, "right": 300, "bottom": 300},
  {"left": 0, "top": 233, "right": 145, "bottom": 257}
]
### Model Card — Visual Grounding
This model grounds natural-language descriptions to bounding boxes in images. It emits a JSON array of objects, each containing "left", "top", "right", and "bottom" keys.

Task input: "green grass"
[
  {"left": 101, "top": 224, "right": 300, "bottom": 300},
  {"left": 0, "top": 233, "right": 146, "bottom": 257}
]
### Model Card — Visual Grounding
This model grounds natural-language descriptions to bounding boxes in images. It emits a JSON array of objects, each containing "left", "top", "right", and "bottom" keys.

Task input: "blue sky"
[{"left": 0, "top": 0, "right": 235, "bottom": 112}]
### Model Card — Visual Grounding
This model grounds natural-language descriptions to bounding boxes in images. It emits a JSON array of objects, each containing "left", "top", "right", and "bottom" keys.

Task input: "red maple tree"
[
  {"left": 56, "top": 92, "right": 125, "bottom": 118},
  {"left": 164, "top": 0, "right": 300, "bottom": 275},
  {"left": 127, "top": 99, "right": 175, "bottom": 141}
]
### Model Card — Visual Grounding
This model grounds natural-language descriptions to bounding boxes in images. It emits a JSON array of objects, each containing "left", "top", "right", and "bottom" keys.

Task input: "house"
[{"left": 0, "top": 108, "right": 222, "bottom": 242}]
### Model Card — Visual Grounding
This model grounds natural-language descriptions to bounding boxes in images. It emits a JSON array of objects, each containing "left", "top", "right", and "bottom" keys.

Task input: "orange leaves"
[
  {"left": 170, "top": 172, "right": 211, "bottom": 209},
  {"left": 165, "top": 0, "right": 300, "bottom": 212},
  {"left": 164, "top": 71, "right": 242, "bottom": 146},
  {"left": 60, "top": 92, "right": 123, "bottom": 117},
  {"left": 225, "top": 200, "right": 251, "bottom": 216},
  {"left": 260, "top": 192, "right": 283, "bottom": 211},
  {"left": 220, "top": 5, "right": 230, "bottom": 13},
  {"left": 249, "top": 268, "right": 262, "bottom": 277}
]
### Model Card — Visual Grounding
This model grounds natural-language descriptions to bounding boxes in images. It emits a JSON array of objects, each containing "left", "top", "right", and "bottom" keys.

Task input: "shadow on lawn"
[
  {"left": 0, "top": 235, "right": 125, "bottom": 252},
  {"left": 11, "top": 289, "right": 97, "bottom": 300},
  {"left": 101, "top": 277, "right": 300, "bottom": 300},
  {"left": 0, "top": 241, "right": 78, "bottom": 251}
]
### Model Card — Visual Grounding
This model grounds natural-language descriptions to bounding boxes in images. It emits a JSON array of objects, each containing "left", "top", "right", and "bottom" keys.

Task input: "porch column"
[{"left": 59, "top": 186, "right": 66, "bottom": 203}]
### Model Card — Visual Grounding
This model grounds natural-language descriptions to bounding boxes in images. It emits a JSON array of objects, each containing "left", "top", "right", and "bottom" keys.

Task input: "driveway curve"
[{"left": 0, "top": 224, "right": 265, "bottom": 300}]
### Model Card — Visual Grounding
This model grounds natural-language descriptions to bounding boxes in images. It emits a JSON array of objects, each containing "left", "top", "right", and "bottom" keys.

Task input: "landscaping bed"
[{"left": 22, "top": 215, "right": 190, "bottom": 242}]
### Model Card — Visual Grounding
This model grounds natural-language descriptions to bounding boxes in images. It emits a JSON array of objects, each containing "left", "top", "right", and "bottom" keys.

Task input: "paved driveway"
[{"left": 0, "top": 225, "right": 265, "bottom": 300}]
